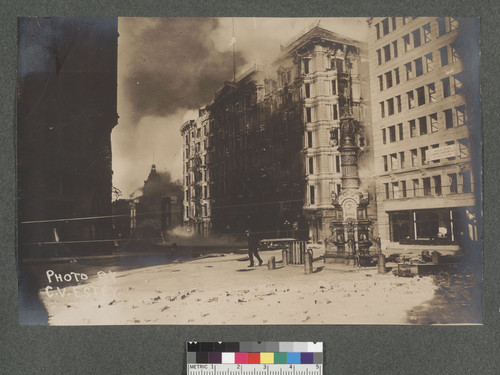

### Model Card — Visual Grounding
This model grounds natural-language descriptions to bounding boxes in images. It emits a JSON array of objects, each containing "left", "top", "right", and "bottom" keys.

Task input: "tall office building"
[
  {"left": 368, "top": 17, "right": 480, "bottom": 255},
  {"left": 181, "top": 107, "right": 212, "bottom": 235}
]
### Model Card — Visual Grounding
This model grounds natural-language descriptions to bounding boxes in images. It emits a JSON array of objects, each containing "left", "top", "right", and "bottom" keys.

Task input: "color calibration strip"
[{"left": 186, "top": 342, "right": 322, "bottom": 373}]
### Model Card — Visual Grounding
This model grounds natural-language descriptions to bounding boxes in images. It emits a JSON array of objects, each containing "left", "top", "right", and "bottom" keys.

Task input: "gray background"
[{"left": 1, "top": 1, "right": 499, "bottom": 374}]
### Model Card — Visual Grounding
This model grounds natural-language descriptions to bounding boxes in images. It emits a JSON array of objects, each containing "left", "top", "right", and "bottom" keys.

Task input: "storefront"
[{"left": 388, "top": 206, "right": 478, "bottom": 245}]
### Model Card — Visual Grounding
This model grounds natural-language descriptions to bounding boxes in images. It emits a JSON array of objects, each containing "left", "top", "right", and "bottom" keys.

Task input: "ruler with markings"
[
  {"left": 186, "top": 342, "right": 323, "bottom": 375},
  {"left": 187, "top": 364, "right": 322, "bottom": 375}
]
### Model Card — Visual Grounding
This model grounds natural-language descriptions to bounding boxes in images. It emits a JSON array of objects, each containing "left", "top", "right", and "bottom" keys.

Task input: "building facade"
[
  {"left": 273, "top": 26, "right": 374, "bottom": 244},
  {"left": 181, "top": 107, "right": 212, "bottom": 235},
  {"left": 206, "top": 67, "right": 307, "bottom": 239},
  {"left": 17, "top": 18, "right": 119, "bottom": 256},
  {"left": 368, "top": 17, "right": 480, "bottom": 255}
]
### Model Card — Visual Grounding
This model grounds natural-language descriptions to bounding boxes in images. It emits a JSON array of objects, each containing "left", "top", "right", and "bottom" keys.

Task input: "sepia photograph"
[{"left": 17, "top": 16, "right": 482, "bottom": 326}]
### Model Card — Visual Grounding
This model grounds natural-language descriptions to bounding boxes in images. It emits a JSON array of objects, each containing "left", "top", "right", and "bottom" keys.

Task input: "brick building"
[{"left": 368, "top": 17, "right": 481, "bottom": 255}]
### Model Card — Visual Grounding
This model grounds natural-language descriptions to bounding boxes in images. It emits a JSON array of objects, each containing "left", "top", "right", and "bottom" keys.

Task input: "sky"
[{"left": 112, "top": 17, "right": 369, "bottom": 198}]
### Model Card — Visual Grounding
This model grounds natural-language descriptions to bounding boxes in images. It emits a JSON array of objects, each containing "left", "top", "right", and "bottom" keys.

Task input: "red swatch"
[{"left": 247, "top": 353, "right": 260, "bottom": 364}]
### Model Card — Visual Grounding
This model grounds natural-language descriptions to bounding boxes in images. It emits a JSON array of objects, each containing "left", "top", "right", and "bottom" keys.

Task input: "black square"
[
  {"left": 200, "top": 342, "right": 214, "bottom": 352},
  {"left": 187, "top": 342, "right": 200, "bottom": 352},
  {"left": 213, "top": 342, "right": 227, "bottom": 352}
]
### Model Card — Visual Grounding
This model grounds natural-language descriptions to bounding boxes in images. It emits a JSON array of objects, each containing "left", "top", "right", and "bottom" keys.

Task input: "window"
[
  {"left": 445, "top": 108, "right": 453, "bottom": 128},
  {"left": 442, "top": 77, "right": 451, "bottom": 98},
  {"left": 416, "top": 86, "right": 426, "bottom": 106},
  {"left": 403, "top": 34, "right": 411, "bottom": 52},
  {"left": 409, "top": 120, "right": 417, "bottom": 137},
  {"left": 306, "top": 107, "right": 312, "bottom": 122},
  {"left": 433, "top": 175, "right": 442, "bottom": 195},
  {"left": 407, "top": 91, "right": 415, "bottom": 109},
  {"left": 399, "top": 151, "right": 405, "bottom": 168},
  {"left": 326, "top": 104, "right": 333, "bottom": 120},
  {"left": 437, "top": 18, "right": 447, "bottom": 36},
  {"left": 387, "top": 125, "right": 395, "bottom": 142},
  {"left": 383, "top": 44, "right": 391, "bottom": 62},
  {"left": 448, "top": 173, "right": 458, "bottom": 194},
  {"left": 385, "top": 183, "right": 390, "bottom": 199},
  {"left": 335, "top": 155, "right": 340, "bottom": 173},
  {"left": 389, "top": 211, "right": 412, "bottom": 242},
  {"left": 413, "top": 179, "right": 420, "bottom": 196},
  {"left": 375, "top": 23, "right": 380, "bottom": 39},
  {"left": 392, "top": 182, "right": 399, "bottom": 199},
  {"left": 382, "top": 128, "right": 387, "bottom": 144},
  {"left": 423, "top": 177, "right": 431, "bottom": 196},
  {"left": 428, "top": 83, "right": 437, "bottom": 102},
  {"left": 332, "top": 80, "right": 337, "bottom": 95},
  {"left": 396, "top": 95, "right": 402, "bottom": 113},
  {"left": 388, "top": 40, "right": 397, "bottom": 60},
  {"left": 377, "top": 49, "right": 382, "bottom": 65},
  {"left": 425, "top": 53, "right": 434, "bottom": 72},
  {"left": 459, "top": 138, "right": 469, "bottom": 158},
  {"left": 451, "top": 45, "right": 459, "bottom": 63},
  {"left": 309, "top": 185, "right": 315, "bottom": 204},
  {"left": 454, "top": 73, "right": 464, "bottom": 94},
  {"left": 423, "top": 23, "right": 432, "bottom": 43},
  {"left": 405, "top": 62, "right": 413, "bottom": 80},
  {"left": 383, "top": 155, "right": 388, "bottom": 171},
  {"left": 462, "top": 171, "right": 471, "bottom": 193},
  {"left": 391, "top": 16, "right": 397, "bottom": 31},
  {"left": 415, "top": 57, "right": 423, "bottom": 77},
  {"left": 309, "top": 157, "right": 314, "bottom": 175},
  {"left": 412, "top": 29, "right": 421, "bottom": 48},
  {"left": 304, "top": 59, "right": 310, "bottom": 74},
  {"left": 398, "top": 123, "right": 404, "bottom": 140},
  {"left": 420, "top": 146, "right": 429, "bottom": 165},
  {"left": 333, "top": 104, "right": 338, "bottom": 120},
  {"left": 440, "top": 46, "right": 449, "bottom": 66},
  {"left": 382, "top": 18, "right": 390, "bottom": 35},
  {"left": 385, "top": 71, "right": 393, "bottom": 88},
  {"left": 419, "top": 116, "right": 428, "bottom": 135},
  {"left": 456, "top": 105, "right": 466, "bottom": 126},
  {"left": 431, "top": 144, "right": 440, "bottom": 163},
  {"left": 307, "top": 131, "right": 313, "bottom": 148},
  {"left": 305, "top": 84, "right": 310, "bottom": 98},
  {"left": 387, "top": 98, "right": 395, "bottom": 116},
  {"left": 430, "top": 113, "right": 438, "bottom": 132},
  {"left": 378, "top": 75, "right": 383, "bottom": 91},
  {"left": 394, "top": 67, "right": 400, "bottom": 84},
  {"left": 380, "top": 101, "right": 385, "bottom": 118},
  {"left": 401, "top": 180, "right": 407, "bottom": 198},
  {"left": 410, "top": 149, "right": 418, "bottom": 166}
]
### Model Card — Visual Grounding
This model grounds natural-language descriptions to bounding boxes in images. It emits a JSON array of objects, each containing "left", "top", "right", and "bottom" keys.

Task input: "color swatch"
[{"left": 186, "top": 342, "right": 323, "bottom": 365}]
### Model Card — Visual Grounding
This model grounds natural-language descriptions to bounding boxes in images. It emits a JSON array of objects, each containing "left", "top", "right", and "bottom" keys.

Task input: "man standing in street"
[{"left": 246, "top": 228, "right": 263, "bottom": 267}]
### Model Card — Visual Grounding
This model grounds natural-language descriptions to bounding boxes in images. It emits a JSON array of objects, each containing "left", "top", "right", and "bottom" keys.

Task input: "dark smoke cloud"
[{"left": 119, "top": 18, "right": 246, "bottom": 121}]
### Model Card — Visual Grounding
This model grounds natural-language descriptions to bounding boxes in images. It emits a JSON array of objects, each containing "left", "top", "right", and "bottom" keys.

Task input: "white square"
[
  {"left": 221, "top": 352, "right": 235, "bottom": 364},
  {"left": 307, "top": 342, "right": 323, "bottom": 352}
]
